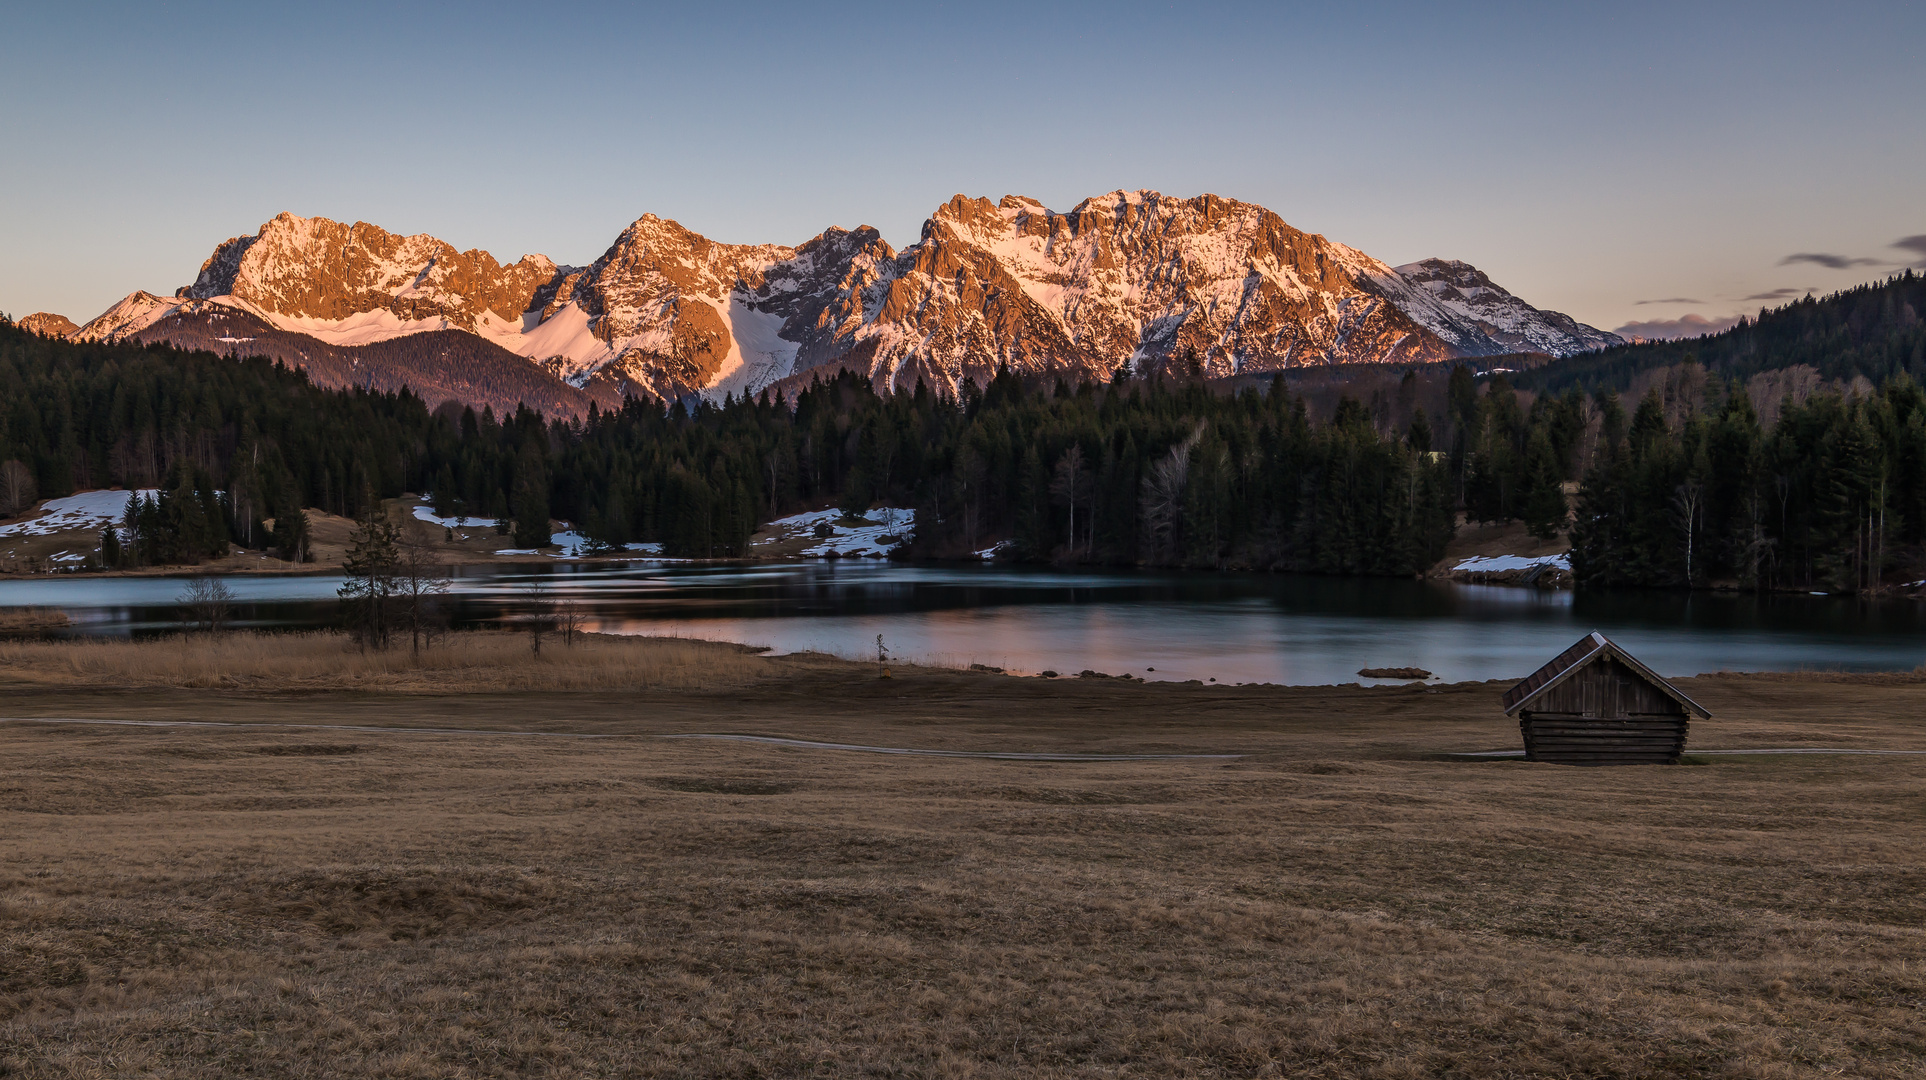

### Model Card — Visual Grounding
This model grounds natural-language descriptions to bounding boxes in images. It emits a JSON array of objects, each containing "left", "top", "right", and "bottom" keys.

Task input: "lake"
[{"left": 2, "top": 561, "right": 1922, "bottom": 685}]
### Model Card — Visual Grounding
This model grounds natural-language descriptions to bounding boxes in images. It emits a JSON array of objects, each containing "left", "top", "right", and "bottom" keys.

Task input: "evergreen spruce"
[{"left": 338, "top": 504, "right": 401, "bottom": 649}]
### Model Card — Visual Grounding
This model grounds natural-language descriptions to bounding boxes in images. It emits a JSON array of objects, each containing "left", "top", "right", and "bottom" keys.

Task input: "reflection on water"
[{"left": 2, "top": 561, "right": 1922, "bottom": 686}]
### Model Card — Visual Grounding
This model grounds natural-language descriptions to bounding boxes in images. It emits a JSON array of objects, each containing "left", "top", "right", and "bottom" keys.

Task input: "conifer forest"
[{"left": 2, "top": 270, "right": 1923, "bottom": 594}]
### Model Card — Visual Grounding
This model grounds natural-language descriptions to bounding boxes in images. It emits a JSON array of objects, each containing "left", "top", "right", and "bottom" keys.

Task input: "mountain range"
[{"left": 36, "top": 190, "right": 1621, "bottom": 414}]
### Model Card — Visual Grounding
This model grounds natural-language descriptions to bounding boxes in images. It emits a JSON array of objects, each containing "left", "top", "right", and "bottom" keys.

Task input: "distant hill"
[
  {"left": 18, "top": 312, "right": 78, "bottom": 338},
  {"left": 113, "top": 302, "right": 618, "bottom": 418},
  {"left": 1521, "top": 272, "right": 1925, "bottom": 395}
]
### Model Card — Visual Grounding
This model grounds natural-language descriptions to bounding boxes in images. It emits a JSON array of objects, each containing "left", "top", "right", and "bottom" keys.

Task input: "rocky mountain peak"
[
  {"left": 69, "top": 192, "right": 1621, "bottom": 410},
  {"left": 183, "top": 212, "right": 566, "bottom": 332},
  {"left": 18, "top": 312, "right": 79, "bottom": 338},
  {"left": 1393, "top": 257, "right": 1623, "bottom": 355}
]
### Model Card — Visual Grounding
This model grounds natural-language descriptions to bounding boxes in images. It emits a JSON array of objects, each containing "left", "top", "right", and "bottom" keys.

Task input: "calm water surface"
[{"left": 2, "top": 561, "right": 1922, "bottom": 685}]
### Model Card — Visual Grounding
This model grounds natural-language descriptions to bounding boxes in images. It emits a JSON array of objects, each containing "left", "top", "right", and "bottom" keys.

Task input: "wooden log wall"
[{"left": 1518, "top": 657, "right": 1689, "bottom": 765}]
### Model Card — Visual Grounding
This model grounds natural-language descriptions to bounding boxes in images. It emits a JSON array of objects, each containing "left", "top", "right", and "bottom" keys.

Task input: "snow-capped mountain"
[
  {"left": 69, "top": 192, "right": 1619, "bottom": 408},
  {"left": 1392, "top": 258, "right": 1622, "bottom": 356}
]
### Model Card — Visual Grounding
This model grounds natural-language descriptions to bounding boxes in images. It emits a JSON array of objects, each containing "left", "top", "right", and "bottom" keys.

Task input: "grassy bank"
[{"left": 0, "top": 630, "right": 777, "bottom": 693}]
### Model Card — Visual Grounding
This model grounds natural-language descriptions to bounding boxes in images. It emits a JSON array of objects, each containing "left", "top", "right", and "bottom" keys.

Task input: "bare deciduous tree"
[
  {"left": 1141, "top": 423, "right": 1206, "bottom": 563},
  {"left": 1048, "top": 445, "right": 1092, "bottom": 559},
  {"left": 0, "top": 460, "right": 35, "bottom": 518},
  {"left": 557, "top": 599, "right": 584, "bottom": 646},
  {"left": 955, "top": 443, "right": 987, "bottom": 552},
  {"left": 398, "top": 535, "right": 452, "bottom": 657},
  {"left": 1671, "top": 481, "right": 1703, "bottom": 584},
  {"left": 524, "top": 581, "right": 553, "bottom": 655},
  {"left": 179, "top": 575, "right": 234, "bottom": 635}
]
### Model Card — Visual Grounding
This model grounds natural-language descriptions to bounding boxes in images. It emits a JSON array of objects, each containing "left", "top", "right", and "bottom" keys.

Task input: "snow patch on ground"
[
  {"left": 1452, "top": 553, "right": 1571, "bottom": 573},
  {"left": 754, "top": 507, "right": 913, "bottom": 557},
  {"left": 495, "top": 534, "right": 657, "bottom": 558},
  {"left": 0, "top": 489, "right": 157, "bottom": 537},
  {"left": 412, "top": 506, "right": 492, "bottom": 530},
  {"left": 414, "top": 506, "right": 616, "bottom": 557}
]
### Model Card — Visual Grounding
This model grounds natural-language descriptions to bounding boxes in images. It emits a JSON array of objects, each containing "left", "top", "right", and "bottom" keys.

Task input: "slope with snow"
[
  {"left": 753, "top": 508, "right": 914, "bottom": 558},
  {"left": 1393, "top": 259, "right": 1623, "bottom": 356},
  {"left": 69, "top": 194, "right": 1621, "bottom": 408},
  {"left": 0, "top": 489, "right": 157, "bottom": 537}
]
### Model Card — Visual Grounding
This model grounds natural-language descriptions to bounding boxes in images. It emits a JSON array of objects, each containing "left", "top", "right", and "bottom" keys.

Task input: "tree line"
[
  {"left": 0, "top": 317, "right": 430, "bottom": 564},
  {"left": 546, "top": 366, "right": 1456, "bottom": 574},
  {"left": 11, "top": 304, "right": 1926, "bottom": 592},
  {"left": 0, "top": 319, "right": 1455, "bottom": 576},
  {"left": 1524, "top": 270, "right": 1926, "bottom": 396},
  {"left": 1568, "top": 375, "right": 1926, "bottom": 592}
]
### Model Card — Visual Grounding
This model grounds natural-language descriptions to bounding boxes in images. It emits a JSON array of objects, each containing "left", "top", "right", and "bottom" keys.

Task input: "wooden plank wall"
[{"left": 1520, "top": 657, "right": 1689, "bottom": 765}]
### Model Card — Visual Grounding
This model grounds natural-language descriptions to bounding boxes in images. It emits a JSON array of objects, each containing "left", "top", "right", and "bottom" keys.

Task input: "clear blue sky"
[{"left": 3, "top": 0, "right": 1920, "bottom": 339}]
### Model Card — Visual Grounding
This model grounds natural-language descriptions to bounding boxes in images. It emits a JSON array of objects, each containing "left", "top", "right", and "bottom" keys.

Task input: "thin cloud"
[
  {"left": 1740, "top": 287, "right": 1809, "bottom": 302},
  {"left": 1636, "top": 296, "right": 1703, "bottom": 305},
  {"left": 1613, "top": 314, "right": 1744, "bottom": 342},
  {"left": 1895, "top": 235, "right": 1926, "bottom": 267},
  {"left": 1780, "top": 252, "right": 1880, "bottom": 270}
]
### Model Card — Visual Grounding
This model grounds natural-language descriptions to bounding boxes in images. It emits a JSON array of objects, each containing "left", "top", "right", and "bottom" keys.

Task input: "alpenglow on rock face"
[
  {"left": 19, "top": 312, "right": 80, "bottom": 338},
  {"left": 71, "top": 191, "right": 1620, "bottom": 405}
]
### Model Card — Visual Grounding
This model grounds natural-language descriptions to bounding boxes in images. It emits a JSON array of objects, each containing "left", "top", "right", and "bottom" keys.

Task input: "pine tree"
[
  {"left": 1522, "top": 432, "right": 1569, "bottom": 541},
  {"left": 512, "top": 450, "right": 551, "bottom": 548},
  {"left": 339, "top": 504, "right": 401, "bottom": 649},
  {"left": 272, "top": 477, "right": 312, "bottom": 563},
  {"left": 1406, "top": 409, "right": 1434, "bottom": 454}
]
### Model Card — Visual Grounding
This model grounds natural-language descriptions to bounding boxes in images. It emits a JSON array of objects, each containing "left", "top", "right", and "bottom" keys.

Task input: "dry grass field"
[
  {"left": 0, "top": 631, "right": 772, "bottom": 694},
  {"left": 2, "top": 634, "right": 1924, "bottom": 1078}
]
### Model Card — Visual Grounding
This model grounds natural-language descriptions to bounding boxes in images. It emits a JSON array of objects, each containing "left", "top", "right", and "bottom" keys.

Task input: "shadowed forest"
[{"left": 2, "top": 271, "right": 1924, "bottom": 590}]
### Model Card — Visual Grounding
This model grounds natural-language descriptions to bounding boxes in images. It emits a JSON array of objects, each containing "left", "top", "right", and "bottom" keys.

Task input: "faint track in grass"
[{"left": 0, "top": 717, "right": 1243, "bottom": 762}]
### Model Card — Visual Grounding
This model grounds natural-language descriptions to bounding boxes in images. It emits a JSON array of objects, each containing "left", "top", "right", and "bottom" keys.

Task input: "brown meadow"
[{"left": 2, "top": 634, "right": 1924, "bottom": 1077}]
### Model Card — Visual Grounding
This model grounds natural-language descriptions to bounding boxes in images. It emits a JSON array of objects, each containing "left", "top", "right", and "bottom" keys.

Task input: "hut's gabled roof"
[{"left": 1501, "top": 631, "right": 1711, "bottom": 718}]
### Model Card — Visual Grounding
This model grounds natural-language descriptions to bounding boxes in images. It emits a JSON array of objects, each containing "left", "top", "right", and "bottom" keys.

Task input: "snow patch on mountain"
[
  {"left": 71, "top": 292, "right": 183, "bottom": 342},
  {"left": 239, "top": 302, "right": 459, "bottom": 347},
  {"left": 1393, "top": 259, "right": 1622, "bottom": 355},
  {"left": 704, "top": 297, "right": 800, "bottom": 402},
  {"left": 478, "top": 301, "right": 613, "bottom": 380}
]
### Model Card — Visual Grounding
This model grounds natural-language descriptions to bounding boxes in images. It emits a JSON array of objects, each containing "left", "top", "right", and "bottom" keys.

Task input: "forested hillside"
[
  {"left": 1524, "top": 271, "right": 1926, "bottom": 395},
  {"left": 0, "top": 320, "right": 1456, "bottom": 575},
  {"left": 1567, "top": 375, "right": 1926, "bottom": 592},
  {"left": 0, "top": 319, "right": 435, "bottom": 534},
  {"left": 545, "top": 368, "right": 1456, "bottom": 572},
  {"left": 9, "top": 300, "right": 1926, "bottom": 592}
]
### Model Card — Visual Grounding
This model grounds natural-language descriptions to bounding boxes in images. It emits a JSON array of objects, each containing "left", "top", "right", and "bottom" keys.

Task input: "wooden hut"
[{"left": 1502, "top": 632, "right": 1709, "bottom": 765}]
